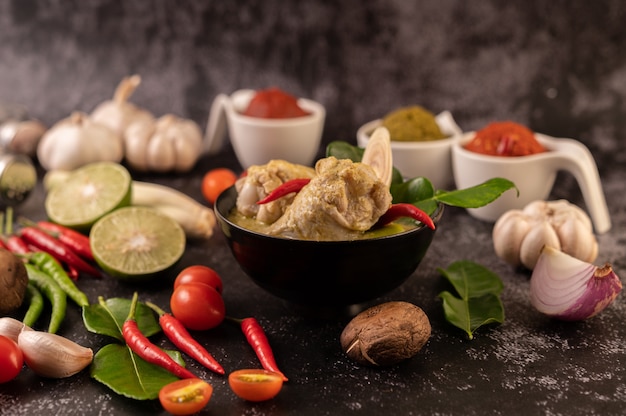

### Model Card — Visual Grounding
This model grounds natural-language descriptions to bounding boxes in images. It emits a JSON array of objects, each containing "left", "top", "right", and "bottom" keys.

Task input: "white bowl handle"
[
  {"left": 548, "top": 137, "right": 611, "bottom": 233},
  {"left": 203, "top": 94, "right": 229, "bottom": 155}
]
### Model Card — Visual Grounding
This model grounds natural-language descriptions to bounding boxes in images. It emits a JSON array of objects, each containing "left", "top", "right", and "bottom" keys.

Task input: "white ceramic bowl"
[
  {"left": 451, "top": 131, "right": 611, "bottom": 233},
  {"left": 205, "top": 89, "right": 325, "bottom": 169},
  {"left": 356, "top": 111, "right": 462, "bottom": 190}
]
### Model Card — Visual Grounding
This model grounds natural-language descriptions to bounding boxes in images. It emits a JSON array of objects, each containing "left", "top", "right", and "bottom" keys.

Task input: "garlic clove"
[
  {"left": 519, "top": 220, "right": 561, "bottom": 269},
  {"left": 124, "top": 118, "right": 155, "bottom": 171},
  {"left": 554, "top": 216, "right": 598, "bottom": 263},
  {"left": 18, "top": 330, "right": 93, "bottom": 378},
  {"left": 492, "top": 210, "right": 531, "bottom": 266},
  {"left": 0, "top": 317, "right": 33, "bottom": 342},
  {"left": 530, "top": 245, "right": 622, "bottom": 321}
]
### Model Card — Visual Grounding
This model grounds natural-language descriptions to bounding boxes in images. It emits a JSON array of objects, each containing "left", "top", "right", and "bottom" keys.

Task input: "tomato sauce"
[
  {"left": 243, "top": 87, "right": 311, "bottom": 118},
  {"left": 464, "top": 121, "right": 547, "bottom": 156}
]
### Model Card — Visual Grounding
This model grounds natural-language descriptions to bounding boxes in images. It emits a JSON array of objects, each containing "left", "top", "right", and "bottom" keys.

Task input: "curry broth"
[{"left": 227, "top": 208, "right": 421, "bottom": 240}]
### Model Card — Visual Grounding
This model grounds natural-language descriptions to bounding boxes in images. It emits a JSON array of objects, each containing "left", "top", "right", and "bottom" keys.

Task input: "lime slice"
[
  {"left": 45, "top": 162, "right": 132, "bottom": 232},
  {"left": 90, "top": 206, "right": 186, "bottom": 280}
]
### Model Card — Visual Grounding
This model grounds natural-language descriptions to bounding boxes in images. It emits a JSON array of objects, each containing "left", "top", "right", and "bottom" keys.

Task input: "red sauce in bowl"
[
  {"left": 464, "top": 121, "right": 547, "bottom": 156},
  {"left": 243, "top": 87, "right": 311, "bottom": 119}
]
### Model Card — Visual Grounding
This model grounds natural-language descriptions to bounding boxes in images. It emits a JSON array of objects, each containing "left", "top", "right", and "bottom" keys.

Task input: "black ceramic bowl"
[{"left": 215, "top": 186, "right": 443, "bottom": 307}]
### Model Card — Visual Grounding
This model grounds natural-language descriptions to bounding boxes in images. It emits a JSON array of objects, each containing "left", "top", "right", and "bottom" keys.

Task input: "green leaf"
[
  {"left": 390, "top": 177, "right": 435, "bottom": 204},
  {"left": 432, "top": 178, "right": 518, "bottom": 208},
  {"left": 83, "top": 297, "right": 161, "bottom": 342},
  {"left": 439, "top": 292, "right": 505, "bottom": 340},
  {"left": 437, "top": 261, "right": 505, "bottom": 340},
  {"left": 437, "top": 260, "right": 504, "bottom": 300},
  {"left": 326, "top": 140, "right": 364, "bottom": 162},
  {"left": 90, "top": 344, "right": 184, "bottom": 400}
]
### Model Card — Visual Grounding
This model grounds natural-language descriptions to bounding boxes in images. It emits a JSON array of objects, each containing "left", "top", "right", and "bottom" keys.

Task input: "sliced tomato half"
[
  {"left": 159, "top": 378, "right": 213, "bottom": 415},
  {"left": 228, "top": 369, "right": 284, "bottom": 402}
]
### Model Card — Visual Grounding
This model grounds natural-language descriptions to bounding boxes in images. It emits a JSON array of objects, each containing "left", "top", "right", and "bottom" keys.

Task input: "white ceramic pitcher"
[{"left": 452, "top": 132, "right": 611, "bottom": 234}]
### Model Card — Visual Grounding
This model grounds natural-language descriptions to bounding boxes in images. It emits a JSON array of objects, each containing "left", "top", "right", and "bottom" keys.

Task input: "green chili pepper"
[
  {"left": 28, "top": 251, "right": 89, "bottom": 307},
  {"left": 25, "top": 263, "right": 67, "bottom": 334},
  {"left": 22, "top": 282, "right": 44, "bottom": 328}
]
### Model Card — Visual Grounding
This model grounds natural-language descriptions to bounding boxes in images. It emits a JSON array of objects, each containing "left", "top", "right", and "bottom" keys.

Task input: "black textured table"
[
  {"left": 1, "top": 2, "right": 626, "bottom": 414},
  {"left": 1, "top": 141, "right": 624, "bottom": 416}
]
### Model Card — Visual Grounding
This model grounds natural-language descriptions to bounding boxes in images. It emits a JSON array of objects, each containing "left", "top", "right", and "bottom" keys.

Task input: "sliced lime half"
[
  {"left": 44, "top": 162, "right": 132, "bottom": 232},
  {"left": 90, "top": 206, "right": 186, "bottom": 280}
]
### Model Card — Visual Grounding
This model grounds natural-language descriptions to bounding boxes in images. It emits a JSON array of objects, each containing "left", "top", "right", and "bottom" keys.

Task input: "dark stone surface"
[{"left": 0, "top": 1, "right": 625, "bottom": 415}]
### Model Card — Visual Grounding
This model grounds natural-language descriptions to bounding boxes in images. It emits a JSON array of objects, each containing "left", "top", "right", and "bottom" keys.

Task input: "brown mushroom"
[
  {"left": 340, "top": 301, "right": 431, "bottom": 366},
  {"left": 0, "top": 248, "right": 29, "bottom": 314}
]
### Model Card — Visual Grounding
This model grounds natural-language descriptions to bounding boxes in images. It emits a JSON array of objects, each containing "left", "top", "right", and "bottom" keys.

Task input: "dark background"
[
  {"left": 2, "top": 0, "right": 626, "bottom": 157},
  {"left": 1, "top": 1, "right": 625, "bottom": 415}
]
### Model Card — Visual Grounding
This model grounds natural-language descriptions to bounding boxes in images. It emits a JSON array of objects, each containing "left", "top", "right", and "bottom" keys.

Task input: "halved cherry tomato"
[
  {"left": 0, "top": 335, "right": 23, "bottom": 383},
  {"left": 170, "top": 283, "right": 226, "bottom": 331},
  {"left": 202, "top": 168, "right": 237, "bottom": 205},
  {"left": 228, "top": 369, "right": 284, "bottom": 402},
  {"left": 159, "top": 378, "right": 213, "bottom": 415},
  {"left": 174, "top": 265, "right": 223, "bottom": 294}
]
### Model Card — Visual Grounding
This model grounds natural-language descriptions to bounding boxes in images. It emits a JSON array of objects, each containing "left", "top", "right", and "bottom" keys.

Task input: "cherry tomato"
[
  {"left": 228, "top": 369, "right": 284, "bottom": 402},
  {"left": 174, "top": 265, "right": 223, "bottom": 294},
  {"left": 0, "top": 335, "right": 23, "bottom": 383},
  {"left": 170, "top": 283, "right": 226, "bottom": 331},
  {"left": 159, "top": 378, "right": 213, "bottom": 415},
  {"left": 202, "top": 168, "right": 237, "bottom": 205}
]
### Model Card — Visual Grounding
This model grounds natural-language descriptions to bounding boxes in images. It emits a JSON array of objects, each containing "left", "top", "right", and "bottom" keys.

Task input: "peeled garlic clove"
[
  {"left": 18, "top": 330, "right": 93, "bottom": 378},
  {"left": 0, "top": 317, "right": 32, "bottom": 342},
  {"left": 530, "top": 246, "right": 622, "bottom": 321}
]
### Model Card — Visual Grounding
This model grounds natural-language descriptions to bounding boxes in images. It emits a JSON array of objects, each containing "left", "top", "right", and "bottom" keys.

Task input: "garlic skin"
[
  {"left": 18, "top": 330, "right": 93, "bottom": 378},
  {"left": 493, "top": 199, "right": 598, "bottom": 270},
  {"left": 124, "top": 114, "right": 203, "bottom": 172},
  {"left": 90, "top": 74, "right": 155, "bottom": 138},
  {"left": 36, "top": 112, "right": 123, "bottom": 171},
  {"left": 0, "top": 317, "right": 32, "bottom": 342},
  {"left": 530, "top": 245, "right": 622, "bottom": 321}
]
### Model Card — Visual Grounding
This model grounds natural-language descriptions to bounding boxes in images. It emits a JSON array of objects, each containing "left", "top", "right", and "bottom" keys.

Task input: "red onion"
[{"left": 530, "top": 245, "right": 622, "bottom": 321}]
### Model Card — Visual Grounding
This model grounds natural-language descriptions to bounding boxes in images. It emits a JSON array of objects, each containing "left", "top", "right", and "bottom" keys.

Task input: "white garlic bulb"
[
  {"left": 90, "top": 74, "right": 155, "bottom": 138},
  {"left": 36, "top": 112, "right": 123, "bottom": 171},
  {"left": 492, "top": 199, "right": 598, "bottom": 270},
  {"left": 124, "top": 114, "right": 203, "bottom": 172}
]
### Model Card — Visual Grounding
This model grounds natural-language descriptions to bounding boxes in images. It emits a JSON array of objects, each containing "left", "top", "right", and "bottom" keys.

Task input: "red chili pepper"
[
  {"left": 5, "top": 235, "right": 31, "bottom": 255},
  {"left": 0, "top": 239, "right": 7, "bottom": 250},
  {"left": 36, "top": 221, "right": 94, "bottom": 261},
  {"left": 375, "top": 203, "right": 436, "bottom": 230},
  {"left": 121, "top": 293, "right": 196, "bottom": 380},
  {"left": 146, "top": 302, "right": 225, "bottom": 375},
  {"left": 19, "top": 226, "right": 102, "bottom": 278},
  {"left": 239, "top": 317, "right": 288, "bottom": 381},
  {"left": 256, "top": 178, "right": 311, "bottom": 205},
  {"left": 66, "top": 264, "right": 80, "bottom": 281}
]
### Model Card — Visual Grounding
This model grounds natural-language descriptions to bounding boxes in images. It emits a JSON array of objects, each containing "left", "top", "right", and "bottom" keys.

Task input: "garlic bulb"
[
  {"left": 36, "top": 112, "right": 123, "bottom": 171},
  {"left": 530, "top": 245, "right": 622, "bottom": 321},
  {"left": 18, "top": 330, "right": 93, "bottom": 378},
  {"left": 0, "top": 119, "right": 47, "bottom": 156},
  {"left": 124, "top": 114, "right": 203, "bottom": 172},
  {"left": 492, "top": 199, "right": 598, "bottom": 270},
  {"left": 90, "top": 74, "right": 155, "bottom": 138}
]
